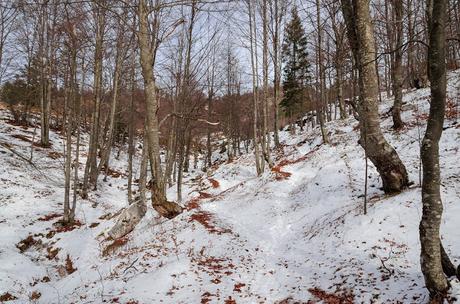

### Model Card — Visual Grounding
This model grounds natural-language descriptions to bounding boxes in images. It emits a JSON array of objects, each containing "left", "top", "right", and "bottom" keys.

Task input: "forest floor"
[{"left": 1, "top": 71, "right": 460, "bottom": 303}]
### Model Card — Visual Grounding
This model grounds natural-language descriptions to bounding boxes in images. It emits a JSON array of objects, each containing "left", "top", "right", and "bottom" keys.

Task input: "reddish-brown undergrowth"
[
  {"left": 189, "top": 211, "right": 231, "bottom": 235},
  {"left": 208, "top": 178, "right": 220, "bottom": 188},
  {"left": 45, "top": 220, "right": 83, "bottom": 238},
  {"left": 272, "top": 145, "right": 321, "bottom": 180},
  {"left": 47, "top": 151, "right": 62, "bottom": 159},
  {"left": 0, "top": 292, "right": 17, "bottom": 301},
  {"left": 307, "top": 287, "right": 354, "bottom": 304},
  {"left": 185, "top": 191, "right": 212, "bottom": 211},
  {"left": 16, "top": 235, "right": 41, "bottom": 252},
  {"left": 65, "top": 254, "right": 77, "bottom": 274},
  {"left": 102, "top": 237, "right": 129, "bottom": 256},
  {"left": 102, "top": 166, "right": 125, "bottom": 178},
  {"left": 446, "top": 98, "right": 459, "bottom": 120},
  {"left": 38, "top": 213, "right": 61, "bottom": 221}
]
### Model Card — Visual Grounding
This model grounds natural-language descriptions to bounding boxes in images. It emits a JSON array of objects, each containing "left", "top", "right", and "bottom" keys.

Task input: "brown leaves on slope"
[
  {"left": 272, "top": 145, "right": 322, "bottom": 180},
  {"left": 307, "top": 287, "right": 354, "bottom": 304},
  {"left": 208, "top": 178, "right": 220, "bottom": 188},
  {"left": 102, "top": 237, "right": 129, "bottom": 257},
  {"left": 189, "top": 211, "right": 231, "bottom": 235}
]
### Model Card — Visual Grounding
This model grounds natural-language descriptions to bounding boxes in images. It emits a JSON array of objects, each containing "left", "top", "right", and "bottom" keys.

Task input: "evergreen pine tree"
[{"left": 280, "top": 6, "right": 310, "bottom": 119}]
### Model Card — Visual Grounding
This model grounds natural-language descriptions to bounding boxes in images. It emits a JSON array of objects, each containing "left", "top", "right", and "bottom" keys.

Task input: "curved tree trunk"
[{"left": 341, "top": 0, "right": 409, "bottom": 193}]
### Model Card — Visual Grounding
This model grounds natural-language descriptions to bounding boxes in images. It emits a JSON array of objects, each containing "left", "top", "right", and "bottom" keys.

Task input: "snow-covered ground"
[{"left": 0, "top": 71, "right": 459, "bottom": 303}]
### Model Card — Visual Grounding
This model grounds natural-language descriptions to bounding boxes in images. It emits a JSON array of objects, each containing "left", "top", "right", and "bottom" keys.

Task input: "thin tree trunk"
[
  {"left": 82, "top": 3, "right": 105, "bottom": 197},
  {"left": 70, "top": 58, "right": 84, "bottom": 222},
  {"left": 63, "top": 45, "right": 77, "bottom": 224},
  {"left": 261, "top": 0, "right": 272, "bottom": 166},
  {"left": 391, "top": 0, "right": 404, "bottom": 129},
  {"left": 96, "top": 19, "right": 125, "bottom": 182},
  {"left": 316, "top": 0, "right": 329, "bottom": 144},
  {"left": 248, "top": 0, "right": 262, "bottom": 175},
  {"left": 127, "top": 49, "right": 136, "bottom": 204}
]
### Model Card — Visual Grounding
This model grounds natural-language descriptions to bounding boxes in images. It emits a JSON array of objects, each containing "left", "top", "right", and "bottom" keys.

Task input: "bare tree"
[
  {"left": 82, "top": 0, "right": 106, "bottom": 198},
  {"left": 315, "top": 0, "right": 329, "bottom": 144},
  {"left": 390, "top": 0, "right": 404, "bottom": 129},
  {"left": 137, "top": 0, "right": 182, "bottom": 218},
  {"left": 341, "top": 0, "right": 409, "bottom": 193},
  {"left": 420, "top": 0, "right": 459, "bottom": 301},
  {"left": 247, "top": 0, "right": 263, "bottom": 175},
  {"left": 0, "top": 2, "right": 17, "bottom": 86}
]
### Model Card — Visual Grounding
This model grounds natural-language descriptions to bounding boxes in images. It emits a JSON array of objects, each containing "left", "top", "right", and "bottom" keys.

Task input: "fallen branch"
[
  {"left": 123, "top": 257, "right": 139, "bottom": 274},
  {"left": 159, "top": 112, "right": 219, "bottom": 127}
]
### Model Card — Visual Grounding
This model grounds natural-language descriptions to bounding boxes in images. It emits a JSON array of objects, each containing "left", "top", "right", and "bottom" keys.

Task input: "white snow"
[{"left": 0, "top": 70, "right": 459, "bottom": 303}]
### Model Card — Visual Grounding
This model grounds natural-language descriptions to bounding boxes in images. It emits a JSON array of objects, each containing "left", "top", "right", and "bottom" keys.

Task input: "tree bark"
[
  {"left": 419, "top": 0, "right": 457, "bottom": 301},
  {"left": 248, "top": 0, "right": 263, "bottom": 176},
  {"left": 316, "top": 0, "right": 329, "bottom": 144},
  {"left": 82, "top": 1, "right": 106, "bottom": 197},
  {"left": 138, "top": 0, "right": 182, "bottom": 218},
  {"left": 341, "top": 0, "right": 409, "bottom": 193},
  {"left": 391, "top": 0, "right": 404, "bottom": 130}
]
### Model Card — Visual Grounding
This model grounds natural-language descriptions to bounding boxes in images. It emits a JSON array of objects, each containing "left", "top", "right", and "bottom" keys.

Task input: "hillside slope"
[{"left": 0, "top": 71, "right": 460, "bottom": 303}]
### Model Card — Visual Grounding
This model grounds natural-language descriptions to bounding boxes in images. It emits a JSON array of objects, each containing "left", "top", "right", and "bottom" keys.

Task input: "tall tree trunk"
[
  {"left": 270, "top": 0, "right": 284, "bottom": 147},
  {"left": 63, "top": 45, "right": 77, "bottom": 224},
  {"left": 138, "top": 0, "right": 182, "bottom": 218},
  {"left": 70, "top": 58, "right": 84, "bottom": 222},
  {"left": 248, "top": 0, "right": 263, "bottom": 175},
  {"left": 261, "top": 0, "right": 272, "bottom": 166},
  {"left": 96, "top": 18, "right": 126, "bottom": 182},
  {"left": 127, "top": 50, "right": 136, "bottom": 204},
  {"left": 82, "top": 2, "right": 106, "bottom": 197},
  {"left": 341, "top": 0, "right": 409, "bottom": 193},
  {"left": 39, "top": 1, "right": 50, "bottom": 147},
  {"left": 391, "top": 0, "right": 404, "bottom": 129},
  {"left": 420, "top": 0, "right": 458, "bottom": 301},
  {"left": 316, "top": 0, "right": 329, "bottom": 144}
]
